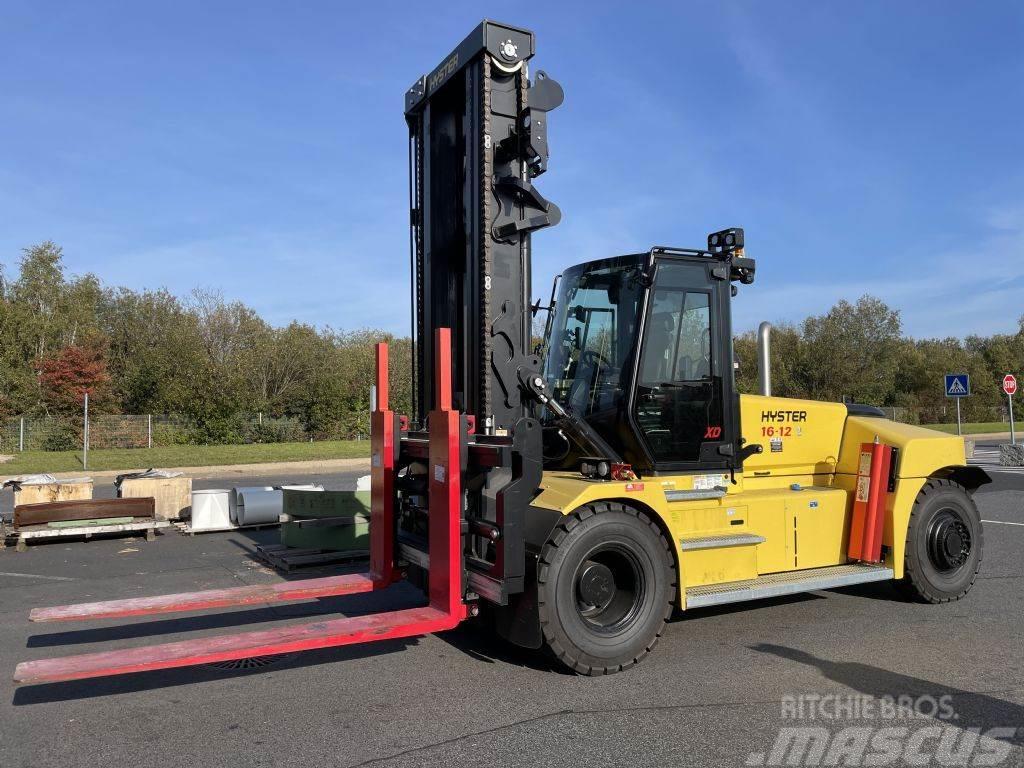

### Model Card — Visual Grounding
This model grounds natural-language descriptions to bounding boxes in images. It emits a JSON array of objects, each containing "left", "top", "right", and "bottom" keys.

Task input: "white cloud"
[
  {"left": 101, "top": 222, "right": 412, "bottom": 333},
  {"left": 735, "top": 209, "right": 1024, "bottom": 338}
]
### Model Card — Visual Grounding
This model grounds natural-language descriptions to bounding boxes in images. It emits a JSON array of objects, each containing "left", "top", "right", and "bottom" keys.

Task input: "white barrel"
[
  {"left": 230, "top": 486, "right": 273, "bottom": 523},
  {"left": 234, "top": 488, "right": 283, "bottom": 526},
  {"left": 191, "top": 489, "right": 232, "bottom": 531}
]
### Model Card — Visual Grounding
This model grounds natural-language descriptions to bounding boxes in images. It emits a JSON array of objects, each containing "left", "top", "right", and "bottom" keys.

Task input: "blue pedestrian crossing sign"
[{"left": 945, "top": 374, "right": 970, "bottom": 398}]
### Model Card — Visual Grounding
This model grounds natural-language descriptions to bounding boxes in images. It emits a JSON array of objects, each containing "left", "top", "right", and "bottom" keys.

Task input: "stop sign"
[{"left": 1004, "top": 374, "right": 1018, "bottom": 396}]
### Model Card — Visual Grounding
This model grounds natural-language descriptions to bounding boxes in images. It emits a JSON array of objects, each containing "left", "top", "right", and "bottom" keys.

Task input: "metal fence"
[
  {"left": 0, "top": 414, "right": 360, "bottom": 453},
  {"left": 875, "top": 405, "right": 1007, "bottom": 426},
  {"left": 0, "top": 405, "right": 1009, "bottom": 455}
]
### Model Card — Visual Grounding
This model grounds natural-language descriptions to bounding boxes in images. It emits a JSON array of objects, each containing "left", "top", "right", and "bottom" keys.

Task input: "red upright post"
[
  {"left": 848, "top": 440, "right": 892, "bottom": 563},
  {"left": 370, "top": 342, "right": 398, "bottom": 586},
  {"left": 427, "top": 328, "right": 467, "bottom": 619}
]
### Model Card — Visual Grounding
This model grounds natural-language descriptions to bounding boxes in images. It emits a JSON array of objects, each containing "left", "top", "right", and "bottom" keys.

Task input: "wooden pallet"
[
  {"left": 171, "top": 520, "right": 281, "bottom": 536},
  {"left": 2, "top": 519, "right": 171, "bottom": 552},
  {"left": 254, "top": 543, "right": 369, "bottom": 572},
  {"left": 279, "top": 513, "right": 363, "bottom": 527}
]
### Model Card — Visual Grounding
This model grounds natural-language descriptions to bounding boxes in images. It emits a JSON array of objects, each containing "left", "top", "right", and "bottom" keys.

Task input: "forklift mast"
[
  {"left": 390, "top": 21, "right": 566, "bottom": 606},
  {"left": 404, "top": 20, "right": 563, "bottom": 432}
]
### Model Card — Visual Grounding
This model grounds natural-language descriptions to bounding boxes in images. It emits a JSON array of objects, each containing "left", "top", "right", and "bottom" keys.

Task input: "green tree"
[
  {"left": 800, "top": 296, "right": 903, "bottom": 405},
  {"left": 734, "top": 323, "right": 805, "bottom": 398},
  {"left": 238, "top": 321, "right": 331, "bottom": 415},
  {"left": 99, "top": 288, "right": 207, "bottom": 413}
]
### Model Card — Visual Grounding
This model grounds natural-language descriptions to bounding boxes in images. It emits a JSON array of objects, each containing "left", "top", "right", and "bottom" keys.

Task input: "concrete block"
[{"left": 999, "top": 443, "right": 1024, "bottom": 466}]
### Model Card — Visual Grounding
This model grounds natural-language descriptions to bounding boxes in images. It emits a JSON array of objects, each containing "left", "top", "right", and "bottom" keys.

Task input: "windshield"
[{"left": 542, "top": 256, "right": 646, "bottom": 418}]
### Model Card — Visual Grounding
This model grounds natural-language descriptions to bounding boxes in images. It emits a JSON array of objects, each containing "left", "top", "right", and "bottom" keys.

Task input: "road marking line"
[
  {"left": 981, "top": 520, "right": 1024, "bottom": 527},
  {"left": 0, "top": 571, "right": 75, "bottom": 581}
]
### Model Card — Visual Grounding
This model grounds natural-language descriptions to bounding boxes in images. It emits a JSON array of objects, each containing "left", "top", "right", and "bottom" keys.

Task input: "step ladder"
[{"left": 685, "top": 563, "right": 894, "bottom": 610}]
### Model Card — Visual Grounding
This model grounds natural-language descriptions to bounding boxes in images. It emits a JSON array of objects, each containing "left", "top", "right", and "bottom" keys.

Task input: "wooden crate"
[
  {"left": 14, "top": 480, "right": 93, "bottom": 508},
  {"left": 118, "top": 476, "right": 192, "bottom": 520},
  {"left": 14, "top": 497, "right": 155, "bottom": 527}
]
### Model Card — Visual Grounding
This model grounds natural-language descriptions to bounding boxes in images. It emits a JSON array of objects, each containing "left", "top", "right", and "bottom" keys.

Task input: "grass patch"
[
  {"left": 2, "top": 421, "right": 1013, "bottom": 475},
  {"left": 0, "top": 440, "right": 370, "bottom": 476},
  {"left": 924, "top": 422, "right": 1013, "bottom": 435}
]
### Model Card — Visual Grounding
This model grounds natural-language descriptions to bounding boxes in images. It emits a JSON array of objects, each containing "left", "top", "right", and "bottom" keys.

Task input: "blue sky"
[{"left": 2, "top": 1, "right": 1022, "bottom": 338}]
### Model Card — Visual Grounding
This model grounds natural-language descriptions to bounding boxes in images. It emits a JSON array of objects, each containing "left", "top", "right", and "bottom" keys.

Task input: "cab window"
[
  {"left": 543, "top": 259, "right": 644, "bottom": 419},
  {"left": 633, "top": 262, "right": 723, "bottom": 463}
]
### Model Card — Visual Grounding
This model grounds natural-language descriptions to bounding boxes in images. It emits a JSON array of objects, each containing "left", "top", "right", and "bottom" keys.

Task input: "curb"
[
  {"left": 958, "top": 432, "right": 1013, "bottom": 441},
  {"left": 1, "top": 457, "right": 371, "bottom": 484}
]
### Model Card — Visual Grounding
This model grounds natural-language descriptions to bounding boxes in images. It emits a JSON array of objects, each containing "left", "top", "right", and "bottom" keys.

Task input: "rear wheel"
[
  {"left": 537, "top": 502, "right": 676, "bottom": 675},
  {"left": 901, "top": 479, "right": 983, "bottom": 603}
]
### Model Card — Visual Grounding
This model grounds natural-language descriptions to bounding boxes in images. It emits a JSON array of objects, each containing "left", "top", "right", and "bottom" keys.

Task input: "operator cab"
[{"left": 540, "top": 228, "right": 755, "bottom": 476}]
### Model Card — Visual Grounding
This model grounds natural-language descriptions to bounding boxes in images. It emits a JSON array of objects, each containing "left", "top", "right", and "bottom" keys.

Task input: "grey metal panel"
[
  {"left": 467, "top": 571, "right": 504, "bottom": 604},
  {"left": 398, "top": 542, "right": 430, "bottom": 569},
  {"left": 679, "top": 533, "right": 766, "bottom": 551},
  {"left": 685, "top": 564, "right": 894, "bottom": 609},
  {"left": 399, "top": 543, "right": 504, "bottom": 603},
  {"left": 665, "top": 488, "right": 727, "bottom": 502}
]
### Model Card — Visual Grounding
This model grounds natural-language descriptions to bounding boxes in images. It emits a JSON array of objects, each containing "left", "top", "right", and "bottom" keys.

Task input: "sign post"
[
  {"left": 945, "top": 374, "right": 970, "bottom": 436},
  {"left": 83, "top": 391, "right": 89, "bottom": 471},
  {"left": 1003, "top": 374, "right": 1017, "bottom": 446}
]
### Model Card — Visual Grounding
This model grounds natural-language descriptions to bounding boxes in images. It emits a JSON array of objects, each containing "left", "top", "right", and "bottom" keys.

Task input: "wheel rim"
[
  {"left": 926, "top": 507, "right": 972, "bottom": 572},
  {"left": 573, "top": 543, "right": 646, "bottom": 633}
]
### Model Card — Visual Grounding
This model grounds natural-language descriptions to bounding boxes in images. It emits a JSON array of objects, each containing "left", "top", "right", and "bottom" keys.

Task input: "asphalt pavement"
[{"left": 0, "top": 470, "right": 1021, "bottom": 768}]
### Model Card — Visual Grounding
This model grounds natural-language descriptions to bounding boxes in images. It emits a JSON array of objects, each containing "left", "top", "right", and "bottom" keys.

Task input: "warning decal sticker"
[
  {"left": 858, "top": 451, "right": 872, "bottom": 476},
  {"left": 693, "top": 474, "right": 728, "bottom": 491},
  {"left": 856, "top": 476, "right": 871, "bottom": 503}
]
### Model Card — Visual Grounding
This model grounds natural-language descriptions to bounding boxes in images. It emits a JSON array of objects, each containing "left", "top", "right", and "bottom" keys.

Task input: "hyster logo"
[
  {"left": 762, "top": 410, "right": 808, "bottom": 423},
  {"left": 428, "top": 53, "right": 459, "bottom": 92}
]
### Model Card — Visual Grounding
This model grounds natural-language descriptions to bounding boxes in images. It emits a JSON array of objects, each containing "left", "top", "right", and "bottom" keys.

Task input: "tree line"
[
  {"left": 0, "top": 242, "right": 411, "bottom": 444},
  {"left": 1, "top": 243, "right": 1019, "bottom": 446},
  {"left": 733, "top": 296, "right": 1023, "bottom": 424}
]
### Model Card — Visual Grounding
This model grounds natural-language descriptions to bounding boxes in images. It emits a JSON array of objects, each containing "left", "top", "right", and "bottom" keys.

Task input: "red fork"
[{"left": 14, "top": 329, "right": 469, "bottom": 685}]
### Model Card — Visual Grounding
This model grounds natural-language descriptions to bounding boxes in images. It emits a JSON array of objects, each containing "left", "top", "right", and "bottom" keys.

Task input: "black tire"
[
  {"left": 537, "top": 502, "right": 676, "bottom": 675},
  {"left": 901, "top": 479, "right": 983, "bottom": 603}
]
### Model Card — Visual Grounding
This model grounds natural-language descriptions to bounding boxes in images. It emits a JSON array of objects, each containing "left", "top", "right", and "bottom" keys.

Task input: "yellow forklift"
[{"left": 14, "top": 20, "right": 988, "bottom": 684}]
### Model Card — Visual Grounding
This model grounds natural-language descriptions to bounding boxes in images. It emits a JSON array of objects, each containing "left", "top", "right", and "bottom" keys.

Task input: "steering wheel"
[
  {"left": 566, "top": 349, "right": 610, "bottom": 413},
  {"left": 580, "top": 348, "right": 612, "bottom": 369}
]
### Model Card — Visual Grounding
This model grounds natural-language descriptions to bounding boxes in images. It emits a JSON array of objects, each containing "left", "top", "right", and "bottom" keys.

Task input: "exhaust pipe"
[{"left": 757, "top": 321, "right": 772, "bottom": 397}]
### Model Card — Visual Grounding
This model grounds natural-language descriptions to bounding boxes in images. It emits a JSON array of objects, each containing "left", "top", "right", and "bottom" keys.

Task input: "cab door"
[{"left": 629, "top": 256, "right": 737, "bottom": 472}]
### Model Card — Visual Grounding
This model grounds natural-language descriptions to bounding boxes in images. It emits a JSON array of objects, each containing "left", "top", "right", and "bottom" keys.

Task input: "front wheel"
[
  {"left": 901, "top": 479, "right": 983, "bottom": 603},
  {"left": 537, "top": 502, "right": 676, "bottom": 675}
]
